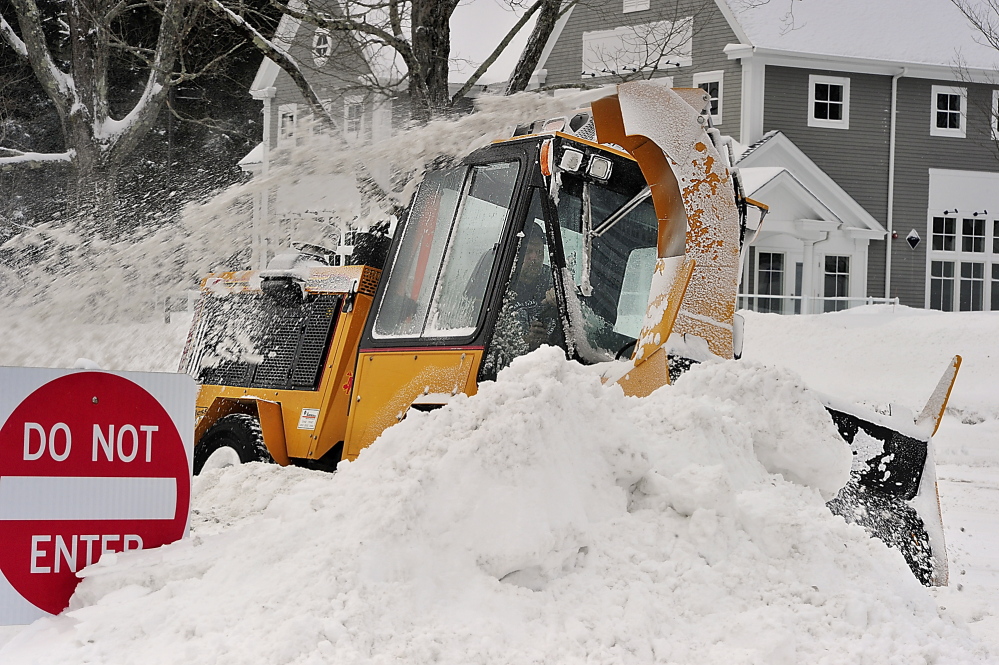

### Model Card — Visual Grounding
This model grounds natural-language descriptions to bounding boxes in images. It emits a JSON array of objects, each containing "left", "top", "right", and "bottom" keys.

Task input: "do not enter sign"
[{"left": 0, "top": 368, "right": 194, "bottom": 624}]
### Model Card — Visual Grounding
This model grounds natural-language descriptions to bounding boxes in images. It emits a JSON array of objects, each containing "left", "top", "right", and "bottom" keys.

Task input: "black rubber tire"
[{"left": 193, "top": 413, "right": 274, "bottom": 475}]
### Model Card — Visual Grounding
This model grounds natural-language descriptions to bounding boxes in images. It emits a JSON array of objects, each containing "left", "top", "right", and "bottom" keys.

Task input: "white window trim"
[
  {"left": 807, "top": 74, "right": 850, "bottom": 130},
  {"left": 930, "top": 85, "right": 967, "bottom": 138},
  {"left": 312, "top": 29, "right": 331, "bottom": 67},
  {"left": 693, "top": 70, "right": 724, "bottom": 124},
  {"left": 623, "top": 0, "right": 650, "bottom": 12},
  {"left": 343, "top": 95, "right": 364, "bottom": 143},
  {"left": 277, "top": 103, "right": 297, "bottom": 145},
  {"left": 992, "top": 89, "right": 998, "bottom": 140}
]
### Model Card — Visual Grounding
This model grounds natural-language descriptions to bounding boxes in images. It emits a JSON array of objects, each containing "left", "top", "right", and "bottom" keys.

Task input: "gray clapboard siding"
[
  {"left": 543, "top": 0, "right": 742, "bottom": 130},
  {"left": 890, "top": 77, "right": 999, "bottom": 307},
  {"left": 762, "top": 66, "right": 893, "bottom": 300},
  {"left": 269, "top": 25, "right": 375, "bottom": 146}
]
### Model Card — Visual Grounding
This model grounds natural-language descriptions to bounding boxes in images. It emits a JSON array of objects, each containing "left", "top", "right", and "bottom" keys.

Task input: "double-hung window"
[
  {"left": 823, "top": 256, "right": 850, "bottom": 312},
  {"left": 930, "top": 86, "right": 966, "bottom": 138},
  {"left": 808, "top": 75, "right": 849, "bottom": 129},
  {"left": 344, "top": 97, "right": 363, "bottom": 143},
  {"left": 693, "top": 71, "right": 723, "bottom": 124}
]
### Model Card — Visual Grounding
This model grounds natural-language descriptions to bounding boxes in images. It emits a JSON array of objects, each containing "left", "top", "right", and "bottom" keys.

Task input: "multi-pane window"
[
  {"left": 312, "top": 29, "right": 331, "bottom": 67},
  {"left": 693, "top": 71, "right": 723, "bottom": 123},
  {"left": 962, "top": 218, "right": 985, "bottom": 252},
  {"left": 808, "top": 75, "right": 849, "bottom": 129},
  {"left": 930, "top": 261, "right": 955, "bottom": 311},
  {"left": 757, "top": 252, "right": 784, "bottom": 314},
  {"left": 928, "top": 214, "right": 999, "bottom": 311},
  {"left": 581, "top": 19, "right": 693, "bottom": 78},
  {"left": 960, "top": 262, "right": 985, "bottom": 311},
  {"left": 823, "top": 256, "right": 850, "bottom": 312},
  {"left": 932, "top": 216, "right": 956, "bottom": 251},
  {"left": 700, "top": 81, "right": 719, "bottom": 114},
  {"left": 993, "top": 89, "right": 999, "bottom": 140},
  {"left": 344, "top": 98, "right": 363, "bottom": 142},
  {"left": 623, "top": 0, "right": 650, "bottom": 11},
  {"left": 936, "top": 94, "right": 961, "bottom": 129},
  {"left": 278, "top": 104, "right": 297, "bottom": 144},
  {"left": 814, "top": 84, "right": 843, "bottom": 120},
  {"left": 930, "top": 86, "right": 966, "bottom": 138}
]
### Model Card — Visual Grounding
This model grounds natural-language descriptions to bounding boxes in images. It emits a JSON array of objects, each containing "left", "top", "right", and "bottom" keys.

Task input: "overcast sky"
[{"left": 449, "top": 0, "right": 539, "bottom": 86}]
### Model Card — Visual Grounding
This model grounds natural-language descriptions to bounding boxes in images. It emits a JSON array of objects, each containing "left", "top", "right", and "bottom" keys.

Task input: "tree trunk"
[
  {"left": 67, "top": 141, "right": 120, "bottom": 234},
  {"left": 411, "top": 0, "right": 459, "bottom": 120},
  {"left": 506, "top": 0, "right": 565, "bottom": 95}
]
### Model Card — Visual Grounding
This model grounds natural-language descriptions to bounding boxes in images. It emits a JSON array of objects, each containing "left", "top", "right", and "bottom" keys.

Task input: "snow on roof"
[
  {"left": 237, "top": 142, "right": 264, "bottom": 166},
  {"left": 735, "top": 165, "right": 784, "bottom": 195},
  {"left": 721, "top": 0, "right": 999, "bottom": 73}
]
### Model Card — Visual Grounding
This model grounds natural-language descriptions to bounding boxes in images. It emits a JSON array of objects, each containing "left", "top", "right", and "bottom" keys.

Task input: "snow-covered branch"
[
  {"left": 210, "top": 0, "right": 340, "bottom": 130},
  {"left": 0, "top": 10, "right": 28, "bottom": 58},
  {"left": 0, "top": 148, "right": 74, "bottom": 167},
  {"left": 9, "top": 0, "right": 77, "bottom": 113}
]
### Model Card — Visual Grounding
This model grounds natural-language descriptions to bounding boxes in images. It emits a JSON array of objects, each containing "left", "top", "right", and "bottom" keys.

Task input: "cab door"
[{"left": 343, "top": 145, "right": 535, "bottom": 457}]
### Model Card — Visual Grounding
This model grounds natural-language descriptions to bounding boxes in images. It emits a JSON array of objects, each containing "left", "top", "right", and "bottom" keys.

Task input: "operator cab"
[{"left": 361, "top": 132, "right": 659, "bottom": 380}]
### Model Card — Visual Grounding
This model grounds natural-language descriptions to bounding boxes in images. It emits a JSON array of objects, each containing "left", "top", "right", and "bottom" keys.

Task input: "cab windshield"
[
  {"left": 373, "top": 161, "right": 521, "bottom": 339},
  {"left": 555, "top": 156, "right": 659, "bottom": 361}
]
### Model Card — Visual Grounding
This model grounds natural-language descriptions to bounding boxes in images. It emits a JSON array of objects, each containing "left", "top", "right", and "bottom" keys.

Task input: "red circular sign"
[{"left": 0, "top": 372, "right": 190, "bottom": 615}]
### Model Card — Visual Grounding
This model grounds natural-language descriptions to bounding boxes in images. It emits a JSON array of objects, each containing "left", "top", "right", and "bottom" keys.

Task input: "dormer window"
[{"left": 808, "top": 75, "right": 849, "bottom": 129}]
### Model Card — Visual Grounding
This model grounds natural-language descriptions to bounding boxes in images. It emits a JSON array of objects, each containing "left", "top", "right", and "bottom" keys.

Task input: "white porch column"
[
  {"left": 794, "top": 220, "right": 837, "bottom": 314},
  {"left": 251, "top": 86, "right": 276, "bottom": 269},
  {"left": 845, "top": 227, "right": 887, "bottom": 303}
]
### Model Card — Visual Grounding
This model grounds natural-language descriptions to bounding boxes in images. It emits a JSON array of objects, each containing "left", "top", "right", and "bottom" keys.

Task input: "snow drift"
[{"left": 2, "top": 348, "right": 989, "bottom": 664}]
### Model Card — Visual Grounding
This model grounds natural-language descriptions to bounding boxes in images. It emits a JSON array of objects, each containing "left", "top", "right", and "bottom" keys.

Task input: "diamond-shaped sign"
[{"left": 906, "top": 229, "right": 921, "bottom": 249}]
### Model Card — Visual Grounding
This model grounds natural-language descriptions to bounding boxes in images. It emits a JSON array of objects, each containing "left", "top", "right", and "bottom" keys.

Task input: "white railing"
[{"left": 736, "top": 294, "right": 900, "bottom": 315}]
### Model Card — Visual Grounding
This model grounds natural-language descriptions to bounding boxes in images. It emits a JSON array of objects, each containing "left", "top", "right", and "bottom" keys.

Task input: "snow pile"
[
  {"left": 3, "top": 349, "right": 990, "bottom": 664},
  {"left": 741, "top": 307, "right": 999, "bottom": 424}
]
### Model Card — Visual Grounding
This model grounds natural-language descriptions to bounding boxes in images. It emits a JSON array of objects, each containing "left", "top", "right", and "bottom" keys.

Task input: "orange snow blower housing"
[{"left": 181, "top": 82, "right": 958, "bottom": 586}]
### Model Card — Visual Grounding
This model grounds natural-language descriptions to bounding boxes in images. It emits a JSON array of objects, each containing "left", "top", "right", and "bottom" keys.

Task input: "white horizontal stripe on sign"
[{"left": 0, "top": 476, "right": 177, "bottom": 521}]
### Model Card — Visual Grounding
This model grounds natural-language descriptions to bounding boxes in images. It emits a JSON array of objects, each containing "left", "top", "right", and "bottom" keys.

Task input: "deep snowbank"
[
  {"left": 742, "top": 306, "right": 998, "bottom": 422},
  {"left": 2, "top": 348, "right": 991, "bottom": 664}
]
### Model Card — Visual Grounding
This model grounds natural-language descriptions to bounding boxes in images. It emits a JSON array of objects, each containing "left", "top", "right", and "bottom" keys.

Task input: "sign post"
[{"left": 0, "top": 368, "right": 194, "bottom": 625}]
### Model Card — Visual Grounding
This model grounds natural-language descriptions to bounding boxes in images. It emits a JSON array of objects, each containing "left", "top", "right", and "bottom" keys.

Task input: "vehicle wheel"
[{"left": 194, "top": 413, "right": 274, "bottom": 475}]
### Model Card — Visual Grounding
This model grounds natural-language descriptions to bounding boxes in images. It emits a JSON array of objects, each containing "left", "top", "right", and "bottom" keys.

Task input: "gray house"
[
  {"left": 240, "top": 1, "right": 400, "bottom": 268},
  {"left": 533, "top": 0, "right": 999, "bottom": 313}
]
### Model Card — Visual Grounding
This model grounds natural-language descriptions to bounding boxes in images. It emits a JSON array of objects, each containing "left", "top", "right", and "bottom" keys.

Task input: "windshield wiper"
[{"left": 590, "top": 186, "right": 652, "bottom": 238}]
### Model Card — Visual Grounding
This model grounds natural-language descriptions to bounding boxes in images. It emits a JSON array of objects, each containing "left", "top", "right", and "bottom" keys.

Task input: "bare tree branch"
[
  {"left": 0, "top": 10, "right": 29, "bottom": 58},
  {"left": 209, "top": 0, "right": 340, "bottom": 130},
  {"left": 451, "top": 0, "right": 544, "bottom": 103}
]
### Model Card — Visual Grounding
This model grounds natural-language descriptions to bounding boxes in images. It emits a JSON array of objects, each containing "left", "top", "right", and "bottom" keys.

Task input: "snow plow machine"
[{"left": 181, "top": 82, "right": 960, "bottom": 586}]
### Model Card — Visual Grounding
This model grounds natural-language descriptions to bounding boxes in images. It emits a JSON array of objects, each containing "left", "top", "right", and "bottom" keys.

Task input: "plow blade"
[{"left": 824, "top": 355, "right": 961, "bottom": 586}]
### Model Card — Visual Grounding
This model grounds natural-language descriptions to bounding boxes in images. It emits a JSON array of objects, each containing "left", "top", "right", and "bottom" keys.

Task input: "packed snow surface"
[{"left": 1, "top": 306, "right": 999, "bottom": 663}]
